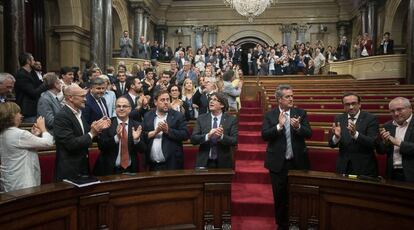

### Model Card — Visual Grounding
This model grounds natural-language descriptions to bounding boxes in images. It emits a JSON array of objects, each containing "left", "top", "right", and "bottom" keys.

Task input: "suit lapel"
[
  {"left": 64, "top": 106, "right": 84, "bottom": 135},
  {"left": 404, "top": 119, "right": 414, "bottom": 141}
]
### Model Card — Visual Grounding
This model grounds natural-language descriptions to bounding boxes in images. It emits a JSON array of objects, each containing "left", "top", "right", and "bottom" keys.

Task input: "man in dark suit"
[
  {"left": 192, "top": 77, "right": 216, "bottom": 115},
  {"left": 191, "top": 92, "right": 238, "bottom": 169},
  {"left": 379, "top": 97, "right": 414, "bottom": 182},
  {"left": 54, "top": 85, "right": 110, "bottom": 181},
  {"left": 329, "top": 92, "right": 379, "bottom": 176},
  {"left": 82, "top": 78, "right": 109, "bottom": 125},
  {"left": 261, "top": 84, "right": 312, "bottom": 230},
  {"left": 142, "top": 90, "right": 189, "bottom": 171},
  {"left": 14, "top": 52, "right": 48, "bottom": 122},
  {"left": 37, "top": 73, "right": 63, "bottom": 133},
  {"left": 379, "top": 32, "right": 394, "bottom": 55},
  {"left": 124, "top": 76, "right": 149, "bottom": 122},
  {"left": 114, "top": 71, "right": 127, "bottom": 98},
  {"left": 93, "top": 97, "right": 147, "bottom": 176}
]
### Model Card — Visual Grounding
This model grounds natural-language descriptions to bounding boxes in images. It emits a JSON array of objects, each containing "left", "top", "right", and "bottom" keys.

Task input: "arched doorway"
[{"left": 233, "top": 36, "right": 269, "bottom": 75}]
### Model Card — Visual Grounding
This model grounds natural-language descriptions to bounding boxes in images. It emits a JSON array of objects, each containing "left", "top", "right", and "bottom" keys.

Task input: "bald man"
[
  {"left": 54, "top": 85, "right": 110, "bottom": 181},
  {"left": 379, "top": 97, "right": 414, "bottom": 182}
]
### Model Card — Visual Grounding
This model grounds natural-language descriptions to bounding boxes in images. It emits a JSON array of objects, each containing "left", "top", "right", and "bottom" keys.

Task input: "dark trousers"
[
  {"left": 391, "top": 168, "right": 406, "bottom": 182},
  {"left": 113, "top": 166, "right": 133, "bottom": 174},
  {"left": 149, "top": 161, "right": 168, "bottom": 171},
  {"left": 269, "top": 159, "right": 295, "bottom": 230}
]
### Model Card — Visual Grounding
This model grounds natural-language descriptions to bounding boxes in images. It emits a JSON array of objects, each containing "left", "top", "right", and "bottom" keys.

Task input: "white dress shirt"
[
  {"left": 150, "top": 112, "right": 167, "bottom": 163},
  {"left": 392, "top": 115, "right": 412, "bottom": 168},
  {"left": 0, "top": 127, "right": 54, "bottom": 192}
]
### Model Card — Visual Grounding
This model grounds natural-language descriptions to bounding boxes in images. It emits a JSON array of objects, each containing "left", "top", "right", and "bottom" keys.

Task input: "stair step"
[
  {"left": 238, "top": 122, "right": 262, "bottom": 131},
  {"left": 235, "top": 149, "right": 266, "bottom": 161},
  {"left": 238, "top": 131, "right": 263, "bottom": 143},
  {"left": 232, "top": 216, "right": 276, "bottom": 230},
  {"left": 241, "top": 101, "right": 261, "bottom": 108},
  {"left": 239, "top": 107, "right": 263, "bottom": 114},
  {"left": 232, "top": 183, "right": 274, "bottom": 217},
  {"left": 239, "top": 114, "right": 263, "bottom": 122},
  {"left": 234, "top": 160, "right": 270, "bottom": 184}
]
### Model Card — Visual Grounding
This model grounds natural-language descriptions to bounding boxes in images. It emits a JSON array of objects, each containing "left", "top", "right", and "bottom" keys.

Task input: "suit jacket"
[
  {"left": 114, "top": 81, "right": 127, "bottom": 98},
  {"left": 191, "top": 113, "right": 238, "bottom": 168},
  {"left": 82, "top": 93, "right": 109, "bottom": 125},
  {"left": 37, "top": 90, "right": 63, "bottom": 132},
  {"left": 176, "top": 70, "right": 197, "bottom": 87},
  {"left": 93, "top": 118, "right": 147, "bottom": 176},
  {"left": 14, "top": 68, "right": 47, "bottom": 117},
  {"left": 53, "top": 106, "right": 93, "bottom": 181},
  {"left": 137, "top": 42, "right": 150, "bottom": 59},
  {"left": 328, "top": 111, "right": 379, "bottom": 176},
  {"left": 192, "top": 89, "right": 209, "bottom": 115},
  {"left": 379, "top": 39, "right": 394, "bottom": 55},
  {"left": 124, "top": 93, "right": 148, "bottom": 122},
  {"left": 378, "top": 119, "right": 414, "bottom": 182},
  {"left": 261, "top": 108, "right": 312, "bottom": 173},
  {"left": 120, "top": 37, "right": 133, "bottom": 58},
  {"left": 142, "top": 109, "right": 190, "bottom": 170}
]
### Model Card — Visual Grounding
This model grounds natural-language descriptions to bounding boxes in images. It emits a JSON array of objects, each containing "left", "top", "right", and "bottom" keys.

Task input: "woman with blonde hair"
[
  {"left": 0, "top": 102, "right": 54, "bottom": 192},
  {"left": 181, "top": 78, "right": 198, "bottom": 120}
]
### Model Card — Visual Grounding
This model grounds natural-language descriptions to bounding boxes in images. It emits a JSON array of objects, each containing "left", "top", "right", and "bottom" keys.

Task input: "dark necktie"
[
  {"left": 98, "top": 99, "right": 108, "bottom": 117},
  {"left": 210, "top": 117, "right": 218, "bottom": 160},
  {"left": 120, "top": 122, "right": 129, "bottom": 169}
]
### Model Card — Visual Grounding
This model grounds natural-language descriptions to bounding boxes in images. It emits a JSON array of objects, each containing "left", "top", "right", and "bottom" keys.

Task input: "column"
[
  {"left": 192, "top": 26, "right": 205, "bottom": 50},
  {"left": 336, "top": 21, "right": 351, "bottom": 39},
  {"left": 103, "top": 0, "right": 112, "bottom": 70},
  {"left": 156, "top": 25, "right": 167, "bottom": 46},
  {"left": 360, "top": 4, "right": 368, "bottom": 34},
  {"left": 206, "top": 25, "right": 218, "bottom": 47},
  {"left": 3, "top": 0, "right": 25, "bottom": 74},
  {"left": 407, "top": 0, "right": 414, "bottom": 83},
  {"left": 280, "top": 24, "right": 294, "bottom": 48},
  {"left": 143, "top": 12, "right": 149, "bottom": 41},
  {"left": 295, "top": 24, "right": 309, "bottom": 43},
  {"left": 133, "top": 7, "right": 144, "bottom": 57},
  {"left": 367, "top": 0, "right": 377, "bottom": 55},
  {"left": 90, "top": 0, "right": 104, "bottom": 68}
]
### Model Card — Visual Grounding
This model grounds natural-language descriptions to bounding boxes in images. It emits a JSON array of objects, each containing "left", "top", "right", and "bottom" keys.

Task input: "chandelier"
[{"left": 224, "top": 0, "right": 274, "bottom": 22}]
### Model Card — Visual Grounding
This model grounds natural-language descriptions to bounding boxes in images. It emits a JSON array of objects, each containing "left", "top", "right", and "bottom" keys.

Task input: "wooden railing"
[
  {"left": 288, "top": 170, "right": 414, "bottom": 230},
  {"left": 0, "top": 169, "right": 233, "bottom": 230}
]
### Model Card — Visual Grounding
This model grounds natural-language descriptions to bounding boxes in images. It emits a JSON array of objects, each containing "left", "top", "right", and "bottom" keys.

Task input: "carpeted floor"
[{"left": 232, "top": 102, "right": 277, "bottom": 230}]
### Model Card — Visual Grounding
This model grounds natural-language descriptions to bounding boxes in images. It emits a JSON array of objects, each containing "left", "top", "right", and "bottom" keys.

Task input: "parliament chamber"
[{"left": 2, "top": 0, "right": 414, "bottom": 230}]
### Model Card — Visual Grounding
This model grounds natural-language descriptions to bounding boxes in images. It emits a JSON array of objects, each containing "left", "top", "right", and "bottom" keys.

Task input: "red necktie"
[{"left": 120, "top": 122, "right": 129, "bottom": 169}]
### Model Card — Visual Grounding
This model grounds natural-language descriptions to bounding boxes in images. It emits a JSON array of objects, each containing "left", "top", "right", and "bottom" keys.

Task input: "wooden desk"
[
  {"left": 288, "top": 170, "right": 414, "bottom": 230},
  {"left": 0, "top": 169, "right": 233, "bottom": 230}
]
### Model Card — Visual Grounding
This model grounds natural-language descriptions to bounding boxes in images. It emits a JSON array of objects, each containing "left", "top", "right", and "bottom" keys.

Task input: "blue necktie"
[
  {"left": 284, "top": 113, "right": 293, "bottom": 159},
  {"left": 210, "top": 117, "right": 218, "bottom": 160}
]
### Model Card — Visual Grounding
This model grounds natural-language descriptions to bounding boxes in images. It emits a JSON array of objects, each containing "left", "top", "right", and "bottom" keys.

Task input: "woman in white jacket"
[{"left": 0, "top": 102, "right": 54, "bottom": 192}]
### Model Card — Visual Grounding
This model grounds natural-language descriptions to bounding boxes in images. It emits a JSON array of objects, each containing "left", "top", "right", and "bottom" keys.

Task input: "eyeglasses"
[
  {"left": 170, "top": 89, "right": 179, "bottom": 92},
  {"left": 116, "top": 105, "right": 131, "bottom": 109}
]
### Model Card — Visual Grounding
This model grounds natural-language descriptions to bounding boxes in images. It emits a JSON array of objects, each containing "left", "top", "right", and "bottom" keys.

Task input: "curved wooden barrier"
[
  {"left": 288, "top": 170, "right": 414, "bottom": 230},
  {"left": 0, "top": 169, "right": 233, "bottom": 230}
]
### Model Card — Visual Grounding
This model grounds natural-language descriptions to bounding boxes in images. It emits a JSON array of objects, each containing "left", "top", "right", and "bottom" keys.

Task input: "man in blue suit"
[
  {"left": 82, "top": 78, "right": 109, "bottom": 125},
  {"left": 142, "top": 90, "right": 190, "bottom": 171}
]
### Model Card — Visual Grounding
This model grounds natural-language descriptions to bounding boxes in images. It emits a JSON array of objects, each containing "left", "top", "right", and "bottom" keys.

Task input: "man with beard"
[
  {"left": 125, "top": 76, "right": 149, "bottom": 122},
  {"left": 82, "top": 78, "right": 109, "bottom": 125},
  {"left": 14, "top": 52, "right": 48, "bottom": 122},
  {"left": 142, "top": 90, "right": 189, "bottom": 171}
]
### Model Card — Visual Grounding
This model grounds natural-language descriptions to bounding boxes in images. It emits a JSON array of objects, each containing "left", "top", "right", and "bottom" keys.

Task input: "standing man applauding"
[
  {"left": 94, "top": 97, "right": 147, "bottom": 176},
  {"left": 261, "top": 84, "right": 312, "bottom": 230},
  {"left": 329, "top": 92, "right": 379, "bottom": 176},
  {"left": 54, "top": 85, "right": 110, "bottom": 181}
]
